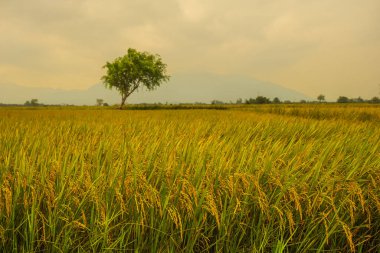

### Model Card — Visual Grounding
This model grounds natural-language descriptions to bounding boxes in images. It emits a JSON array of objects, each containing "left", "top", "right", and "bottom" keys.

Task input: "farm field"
[{"left": 0, "top": 105, "right": 379, "bottom": 252}]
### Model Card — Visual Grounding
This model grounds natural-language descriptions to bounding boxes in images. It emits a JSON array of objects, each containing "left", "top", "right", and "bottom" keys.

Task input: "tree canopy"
[
  {"left": 101, "top": 48, "right": 170, "bottom": 108},
  {"left": 317, "top": 94, "right": 325, "bottom": 102}
]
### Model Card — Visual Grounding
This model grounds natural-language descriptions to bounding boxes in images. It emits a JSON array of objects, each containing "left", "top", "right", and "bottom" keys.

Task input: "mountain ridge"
[{"left": 0, "top": 73, "right": 310, "bottom": 105}]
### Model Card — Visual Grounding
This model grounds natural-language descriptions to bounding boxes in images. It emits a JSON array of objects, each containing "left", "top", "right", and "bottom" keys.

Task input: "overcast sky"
[{"left": 1, "top": 0, "right": 379, "bottom": 99}]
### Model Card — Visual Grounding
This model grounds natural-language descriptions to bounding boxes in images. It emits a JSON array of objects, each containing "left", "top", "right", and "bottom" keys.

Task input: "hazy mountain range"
[{"left": 0, "top": 73, "right": 310, "bottom": 105}]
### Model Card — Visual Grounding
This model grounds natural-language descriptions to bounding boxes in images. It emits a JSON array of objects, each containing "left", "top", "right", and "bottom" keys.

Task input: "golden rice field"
[{"left": 0, "top": 104, "right": 379, "bottom": 252}]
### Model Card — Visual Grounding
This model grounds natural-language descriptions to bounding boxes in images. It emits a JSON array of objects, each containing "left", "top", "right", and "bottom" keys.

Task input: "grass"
[{"left": 0, "top": 104, "right": 379, "bottom": 252}]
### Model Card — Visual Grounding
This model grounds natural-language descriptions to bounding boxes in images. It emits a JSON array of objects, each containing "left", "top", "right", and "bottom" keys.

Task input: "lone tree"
[
  {"left": 317, "top": 94, "right": 325, "bottom": 103},
  {"left": 102, "top": 48, "right": 170, "bottom": 108},
  {"left": 96, "top": 98, "right": 104, "bottom": 106}
]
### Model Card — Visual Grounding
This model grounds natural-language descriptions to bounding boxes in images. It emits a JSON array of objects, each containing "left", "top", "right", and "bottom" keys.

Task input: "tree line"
[
  {"left": 1, "top": 95, "right": 378, "bottom": 107},
  {"left": 212, "top": 95, "right": 380, "bottom": 105},
  {"left": 336, "top": 96, "right": 380, "bottom": 103}
]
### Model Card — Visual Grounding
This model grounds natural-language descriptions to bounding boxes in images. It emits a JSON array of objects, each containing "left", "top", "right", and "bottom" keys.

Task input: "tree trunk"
[{"left": 120, "top": 95, "right": 127, "bottom": 109}]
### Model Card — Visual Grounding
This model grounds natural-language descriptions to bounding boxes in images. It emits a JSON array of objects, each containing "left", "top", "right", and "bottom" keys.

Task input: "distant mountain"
[
  {"left": 0, "top": 83, "right": 118, "bottom": 105},
  {"left": 127, "top": 73, "right": 310, "bottom": 104},
  {"left": 0, "top": 73, "right": 310, "bottom": 105}
]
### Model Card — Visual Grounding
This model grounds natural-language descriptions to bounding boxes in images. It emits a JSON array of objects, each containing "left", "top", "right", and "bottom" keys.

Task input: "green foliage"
[
  {"left": 255, "top": 95, "right": 271, "bottom": 104},
  {"left": 101, "top": 48, "right": 170, "bottom": 108},
  {"left": 317, "top": 94, "right": 325, "bottom": 102},
  {"left": 371, "top": 96, "right": 380, "bottom": 103},
  {"left": 337, "top": 96, "right": 350, "bottom": 103},
  {"left": 24, "top": 99, "right": 40, "bottom": 106},
  {"left": 211, "top": 100, "right": 225, "bottom": 105},
  {"left": 336, "top": 96, "right": 379, "bottom": 103},
  {"left": 96, "top": 98, "right": 104, "bottom": 106},
  {"left": 245, "top": 96, "right": 271, "bottom": 104}
]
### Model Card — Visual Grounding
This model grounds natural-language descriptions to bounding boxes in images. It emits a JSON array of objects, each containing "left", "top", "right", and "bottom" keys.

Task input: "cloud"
[{"left": 0, "top": 0, "right": 379, "bottom": 98}]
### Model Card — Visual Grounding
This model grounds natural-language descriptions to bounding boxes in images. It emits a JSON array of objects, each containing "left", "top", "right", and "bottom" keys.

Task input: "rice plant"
[{"left": 0, "top": 105, "right": 379, "bottom": 252}]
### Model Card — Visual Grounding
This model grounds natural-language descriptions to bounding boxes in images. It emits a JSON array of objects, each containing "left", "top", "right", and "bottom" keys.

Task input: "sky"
[{"left": 1, "top": 0, "right": 380, "bottom": 100}]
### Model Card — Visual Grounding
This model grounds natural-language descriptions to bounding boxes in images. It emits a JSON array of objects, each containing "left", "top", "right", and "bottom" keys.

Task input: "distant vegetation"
[
  {"left": 24, "top": 99, "right": 41, "bottom": 106},
  {"left": 96, "top": 98, "right": 104, "bottom": 106},
  {"left": 1, "top": 95, "right": 379, "bottom": 107},
  {"left": 317, "top": 94, "right": 325, "bottom": 102},
  {"left": 337, "top": 96, "right": 380, "bottom": 103},
  {"left": 211, "top": 95, "right": 380, "bottom": 105}
]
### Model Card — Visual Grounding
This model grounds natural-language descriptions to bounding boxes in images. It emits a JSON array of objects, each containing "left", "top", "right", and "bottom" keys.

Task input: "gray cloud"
[{"left": 0, "top": 0, "right": 379, "bottom": 98}]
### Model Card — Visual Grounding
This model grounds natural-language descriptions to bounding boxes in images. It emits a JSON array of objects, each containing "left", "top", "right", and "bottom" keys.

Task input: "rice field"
[{"left": 0, "top": 105, "right": 379, "bottom": 252}]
